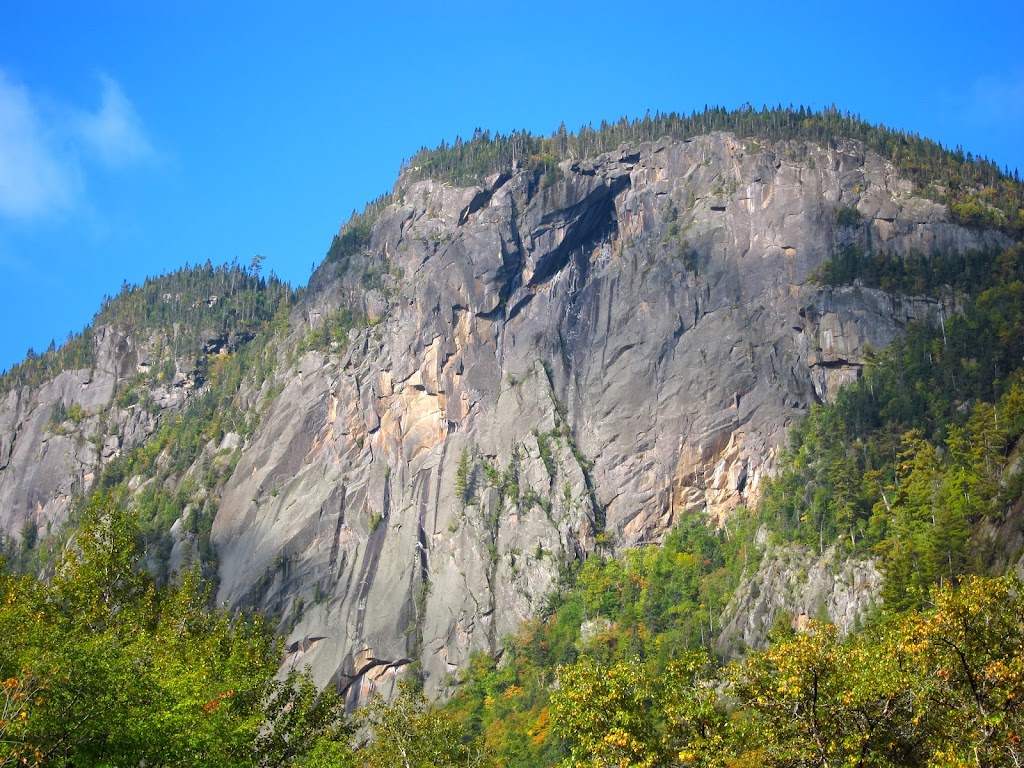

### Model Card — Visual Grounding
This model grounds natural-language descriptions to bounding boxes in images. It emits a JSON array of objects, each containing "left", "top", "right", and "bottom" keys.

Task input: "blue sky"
[{"left": 1, "top": 1, "right": 1022, "bottom": 374}]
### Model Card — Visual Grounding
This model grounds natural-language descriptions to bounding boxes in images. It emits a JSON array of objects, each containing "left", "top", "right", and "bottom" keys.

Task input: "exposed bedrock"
[{"left": 211, "top": 133, "right": 1005, "bottom": 699}]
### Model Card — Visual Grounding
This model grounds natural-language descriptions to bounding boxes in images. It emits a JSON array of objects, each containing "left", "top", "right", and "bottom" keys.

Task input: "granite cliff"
[{"left": 0, "top": 130, "right": 1010, "bottom": 703}]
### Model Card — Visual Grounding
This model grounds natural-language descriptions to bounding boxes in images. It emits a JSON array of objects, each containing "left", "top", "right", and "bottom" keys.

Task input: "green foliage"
[
  {"left": 0, "top": 494, "right": 347, "bottom": 768},
  {"left": 95, "top": 260, "right": 292, "bottom": 357},
  {"left": 812, "top": 243, "right": 1023, "bottom": 297},
  {"left": 553, "top": 513, "right": 758, "bottom": 666},
  {"left": 551, "top": 652, "right": 722, "bottom": 768},
  {"left": 439, "top": 513, "right": 758, "bottom": 767},
  {"left": 48, "top": 401, "right": 86, "bottom": 431},
  {"left": 834, "top": 204, "right": 863, "bottom": 227},
  {"left": 356, "top": 681, "right": 483, "bottom": 767},
  {"left": 441, "top": 576, "right": 1024, "bottom": 767},
  {"left": 0, "top": 327, "right": 95, "bottom": 398},
  {"left": 534, "top": 429, "right": 557, "bottom": 479},
  {"left": 87, "top": 327, "right": 287, "bottom": 582},
  {"left": 730, "top": 575, "right": 1024, "bottom": 768},
  {"left": 763, "top": 374, "right": 1024, "bottom": 608},
  {"left": 368, "top": 511, "right": 383, "bottom": 533},
  {"left": 763, "top": 242, "right": 1024, "bottom": 605},
  {"left": 324, "top": 194, "right": 393, "bottom": 267},
  {"left": 300, "top": 307, "right": 366, "bottom": 354},
  {"left": 49, "top": 401, "right": 68, "bottom": 427},
  {"left": 18, "top": 519, "right": 38, "bottom": 555},
  {"left": 730, "top": 620, "right": 929, "bottom": 767},
  {"left": 257, "top": 670, "right": 351, "bottom": 768},
  {"left": 454, "top": 447, "right": 475, "bottom": 506},
  {"left": 442, "top": 641, "right": 564, "bottom": 768}
]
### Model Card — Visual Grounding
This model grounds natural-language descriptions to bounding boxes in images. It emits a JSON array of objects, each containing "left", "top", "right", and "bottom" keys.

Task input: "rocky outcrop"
[
  {"left": 0, "top": 325, "right": 220, "bottom": 550},
  {"left": 797, "top": 286, "right": 957, "bottom": 403},
  {"left": 0, "top": 326, "right": 143, "bottom": 541},
  {"left": 715, "top": 530, "right": 883, "bottom": 655},
  {"left": 0, "top": 131, "right": 1009, "bottom": 702}
]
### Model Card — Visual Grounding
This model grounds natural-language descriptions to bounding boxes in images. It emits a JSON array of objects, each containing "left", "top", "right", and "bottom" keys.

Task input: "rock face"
[
  {"left": 0, "top": 325, "right": 214, "bottom": 555},
  {"left": 0, "top": 131, "right": 1009, "bottom": 702},
  {"left": 210, "top": 133, "right": 1004, "bottom": 700},
  {"left": 716, "top": 530, "right": 883, "bottom": 655},
  {"left": 0, "top": 326, "right": 147, "bottom": 541}
]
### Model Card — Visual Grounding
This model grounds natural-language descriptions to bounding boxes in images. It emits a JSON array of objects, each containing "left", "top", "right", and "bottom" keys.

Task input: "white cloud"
[
  {"left": 75, "top": 74, "right": 156, "bottom": 169},
  {"left": 0, "top": 70, "right": 155, "bottom": 221},
  {"left": 0, "top": 71, "right": 76, "bottom": 219}
]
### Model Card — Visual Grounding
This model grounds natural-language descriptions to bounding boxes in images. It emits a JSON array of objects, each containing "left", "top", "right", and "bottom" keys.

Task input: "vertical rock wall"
[{"left": 210, "top": 133, "right": 1006, "bottom": 698}]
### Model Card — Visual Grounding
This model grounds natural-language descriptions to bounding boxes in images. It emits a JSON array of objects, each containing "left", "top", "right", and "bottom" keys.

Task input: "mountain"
[{"left": 2, "top": 108, "right": 1021, "bottom": 707}]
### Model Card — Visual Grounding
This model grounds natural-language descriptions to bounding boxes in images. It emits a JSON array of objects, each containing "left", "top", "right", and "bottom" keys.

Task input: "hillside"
[{"left": 2, "top": 105, "right": 1023, "bottom": 738}]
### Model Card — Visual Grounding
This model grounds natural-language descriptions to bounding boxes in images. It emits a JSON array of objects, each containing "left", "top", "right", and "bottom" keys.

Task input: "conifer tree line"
[
  {"left": 0, "top": 259, "right": 293, "bottom": 396},
  {"left": 404, "top": 104, "right": 1024, "bottom": 237},
  {"left": 95, "top": 257, "right": 291, "bottom": 346}
]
